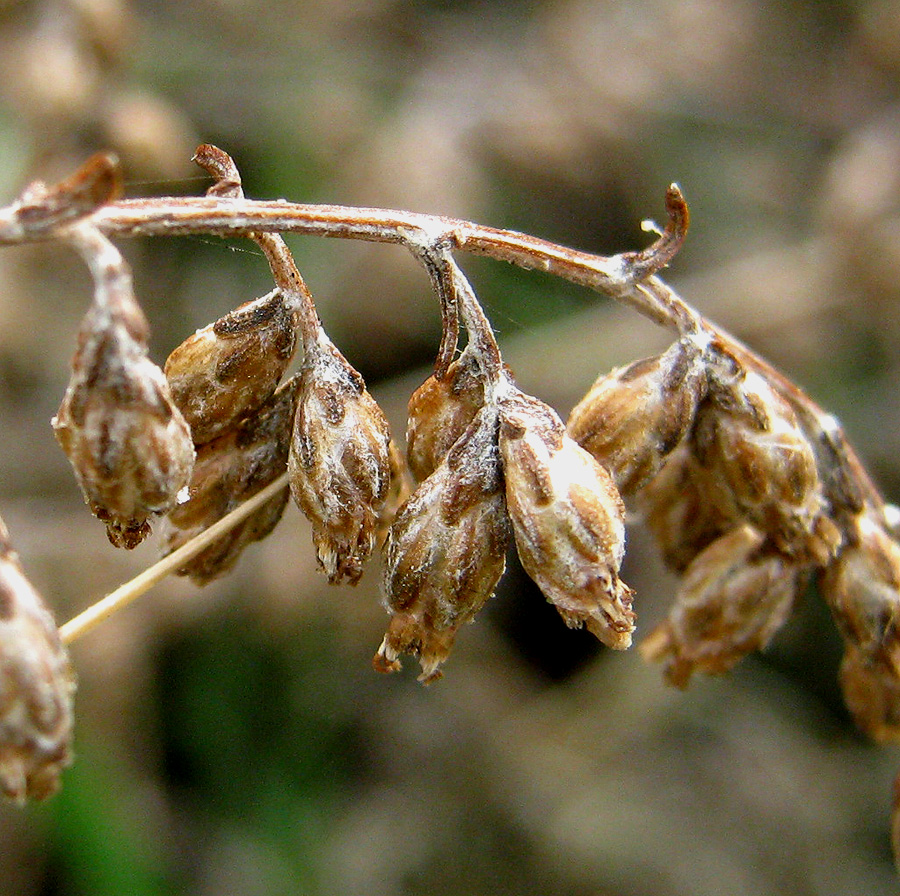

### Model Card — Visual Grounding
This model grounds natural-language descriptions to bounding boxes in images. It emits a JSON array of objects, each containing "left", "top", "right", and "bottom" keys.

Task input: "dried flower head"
[
  {"left": 0, "top": 518, "right": 75, "bottom": 803},
  {"left": 164, "top": 287, "right": 297, "bottom": 446},
  {"left": 53, "top": 225, "right": 194, "bottom": 548},
  {"left": 406, "top": 351, "right": 486, "bottom": 483},
  {"left": 498, "top": 386, "right": 634, "bottom": 649},
  {"left": 376, "top": 402, "right": 509, "bottom": 682},
  {"left": 567, "top": 335, "right": 708, "bottom": 495},
  {"left": 640, "top": 524, "right": 804, "bottom": 687},
  {"left": 821, "top": 511, "right": 900, "bottom": 658},
  {"left": 160, "top": 375, "right": 300, "bottom": 584},
  {"left": 839, "top": 647, "right": 900, "bottom": 743},
  {"left": 694, "top": 348, "right": 834, "bottom": 563},
  {"left": 289, "top": 332, "right": 393, "bottom": 584},
  {"left": 636, "top": 444, "right": 736, "bottom": 573}
]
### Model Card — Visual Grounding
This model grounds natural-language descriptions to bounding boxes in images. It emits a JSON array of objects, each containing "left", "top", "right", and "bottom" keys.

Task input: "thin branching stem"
[{"left": 44, "top": 194, "right": 701, "bottom": 334}]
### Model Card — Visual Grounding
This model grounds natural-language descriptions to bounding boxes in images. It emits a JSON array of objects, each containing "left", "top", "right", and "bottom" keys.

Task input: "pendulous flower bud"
[
  {"left": 376, "top": 402, "right": 509, "bottom": 682},
  {"left": 406, "top": 351, "right": 486, "bottom": 483},
  {"left": 820, "top": 511, "right": 900, "bottom": 657},
  {"left": 819, "top": 512, "right": 900, "bottom": 740},
  {"left": 0, "top": 518, "right": 75, "bottom": 803},
  {"left": 636, "top": 444, "right": 736, "bottom": 573},
  {"left": 694, "top": 351, "right": 835, "bottom": 563},
  {"left": 639, "top": 524, "right": 803, "bottom": 687},
  {"left": 160, "top": 375, "right": 300, "bottom": 584},
  {"left": 53, "top": 299, "right": 195, "bottom": 549},
  {"left": 567, "top": 335, "right": 708, "bottom": 495},
  {"left": 498, "top": 387, "right": 634, "bottom": 649},
  {"left": 164, "top": 287, "right": 297, "bottom": 445},
  {"left": 289, "top": 333, "right": 393, "bottom": 584},
  {"left": 838, "top": 647, "right": 900, "bottom": 743}
]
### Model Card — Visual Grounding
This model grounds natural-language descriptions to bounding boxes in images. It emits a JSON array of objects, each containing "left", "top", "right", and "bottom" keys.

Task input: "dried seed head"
[
  {"left": 53, "top": 302, "right": 195, "bottom": 549},
  {"left": 289, "top": 334, "right": 392, "bottom": 584},
  {"left": 498, "top": 387, "right": 634, "bottom": 649},
  {"left": 636, "top": 444, "right": 736, "bottom": 573},
  {"left": 406, "top": 351, "right": 486, "bottom": 483},
  {"left": 695, "top": 354, "right": 834, "bottom": 563},
  {"left": 0, "top": 519, "right": 75, "bottom": 803},
  {"left": 820, "top": 511, "right": 900, "bottom": 657},
  {"left": 567, "top": 335, "right": 708, "bottom": 495},
  {"left": 819, "top": 512, "right": 900, "bottom": 740},
  {"left": 376, "top": 402, "right": 509, "bottom": 682},
  {"left": 160, "top": 375, "right": 299, "bottom": 584},
  {"left": 839, "top": 647, "right": 900, "bottom": 742},
  {"left": 164, "top": 287, "right": 297, "bottom": 445},
  {"left": 640, "top": 525, "right": 803, "bottom": 687}
]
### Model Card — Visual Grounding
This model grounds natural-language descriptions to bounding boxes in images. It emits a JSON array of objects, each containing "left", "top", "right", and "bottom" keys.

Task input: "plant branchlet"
[{"left": 1, "top": 145, "right": 899, "bottom": 869}]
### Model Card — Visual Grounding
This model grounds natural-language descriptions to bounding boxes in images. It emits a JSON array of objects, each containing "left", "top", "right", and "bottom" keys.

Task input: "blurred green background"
[{"left": 1, "top": 0, "right": 900, "bottom": 892}]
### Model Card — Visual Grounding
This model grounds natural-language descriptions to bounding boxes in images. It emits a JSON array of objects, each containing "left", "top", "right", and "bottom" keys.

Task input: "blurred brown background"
[{"left": 1, "top": 0, "right": 900, "bottom": 893}]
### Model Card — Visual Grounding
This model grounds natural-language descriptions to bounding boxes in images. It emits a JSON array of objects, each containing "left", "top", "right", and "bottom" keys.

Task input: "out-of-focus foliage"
[{"left": 2, "top": 0, "right": 900, "bottom": 893}]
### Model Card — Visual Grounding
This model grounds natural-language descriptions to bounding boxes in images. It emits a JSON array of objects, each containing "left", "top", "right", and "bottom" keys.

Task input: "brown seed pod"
[
  {"left": 53, "top": 301, "right": 195, "bottom": 549},
  {"left": 160, "top": 375, "right": 300, "bottom": 584},
  {"left": 164, "top": 287, "right": 297, "bottom": 446},
  {"left": 567, "top": 335, "right": 708, "bottom": 495},
  {"left": 640, "top": 524, "right": 804, "bottom": 687},
  {"left": 820, "top": 511, "right": 900, "bottom": 657},
  {"left": 289, "top": 333, "right": 393, "bottom": 585},
  {"left": 636, "top": 443, "right": 737, "bottom": 574},
  {"left": 695, "top": 352, "right": 834, "bottom": 563},
  {"left": 376, "top": 401, "right": 509, "bottom": 683},
  {"left": 816, "top": 512, "right": 900, "bottom": 740},
  {"left": 0, "top": 518, "right": 75, "bottom": 803},
  {"left": 839, "top": 647, "right": 900, "bottom": 743},
  {"left": 498, "top": 386, "right": 634, "bottom": 649},
  {"left": 406, "top": 351, "right": 486, "bottom": 483}
]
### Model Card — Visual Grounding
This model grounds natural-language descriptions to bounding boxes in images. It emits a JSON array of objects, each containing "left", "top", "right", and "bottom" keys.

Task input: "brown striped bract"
[
  {"left": 53, "top": 300, "right": 195, "bottom": 549},
  {"left": 0, "top": 518, "right": 75, "bottom": 803},
  {"left": 498, "top": 387, "right": 634, "bottom": 650},
  {"left": 288, "top": 332, "right": 392, "bottom": 584},
  {"left": 568, "top": 335, "right": 708, "bottom": 496},
  {"left": 640, "top": 524, "right": 804, "bottom": 687},
  {"left": 406, "top": 351, "right": 486, "bottom": 483},
  {"left": 160, "top": 375, "right": 300, "bottom": 584},
  {"left": 165, "top": 287, "right": 297, "bottom": 446},
  {"left": 376, "top": 401, "right": 509, "bottom": 682},
  {"left": 695, "top": 351, "right": 835, "bottom": 563}
]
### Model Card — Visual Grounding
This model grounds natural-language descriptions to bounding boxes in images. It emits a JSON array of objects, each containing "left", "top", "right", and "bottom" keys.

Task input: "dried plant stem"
[
  {"left": 59, "top": 473, "right": 289, "bottom": 645},
  {"left": 46, "top": 193, "right": 701, "bottom": 335}
]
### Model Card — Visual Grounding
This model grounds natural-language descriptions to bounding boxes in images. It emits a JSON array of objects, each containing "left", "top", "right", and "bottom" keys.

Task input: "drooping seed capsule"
[
  {"left": 0, "top": 517, "right": 75, "bottom": 803},
  {"left": 694, "top": 350, "right": 834, "bottom": 563},
  {"left": 289, "top": 333, "right": 393, "bottom": 585},
  {"left": 375, "top": 401, "right": 509, "bottom": 683},
  {"left": 636, "top": 443, "right": 737, "bottom": 573},
  {"left": 406, "top": 351, "right": 486, "bottom": 483},
  {"left": 820, "top": 511, "right": 900, "bottom": 656},
  {"left": 567, "top": 335, "right": 708, "bottom": 495},
  {"left": 52, "top": 240, "right": 195, "bottom": 549},
  {"left": 639, "top": 524, "right": 804, "bottom": 687},
  {"left": 160, "top": 375, "right": 300, "bottom": 584},
  {"left": 839, "top": 647, "right": 900, "bottom": 742},
  {"left": 164, "top": 287, "right": 297, "bottom": 445},
  {"left": 819, "top": 512, "right": 900, "bottom": 740},
  {"left": 498, "top": 387, "right": 634, "bottom": 649}
]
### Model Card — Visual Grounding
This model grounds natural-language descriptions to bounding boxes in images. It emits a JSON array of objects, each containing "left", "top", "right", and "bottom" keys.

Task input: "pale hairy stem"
[
  {"left": 59, "top": 473, "right": 290, "bottom": 644},
  {"left": 30, "top": 195, "right": 700, "bottom": 335},
  {"left": 191, "top": 143, "right": 322, "bottom": 347}
]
